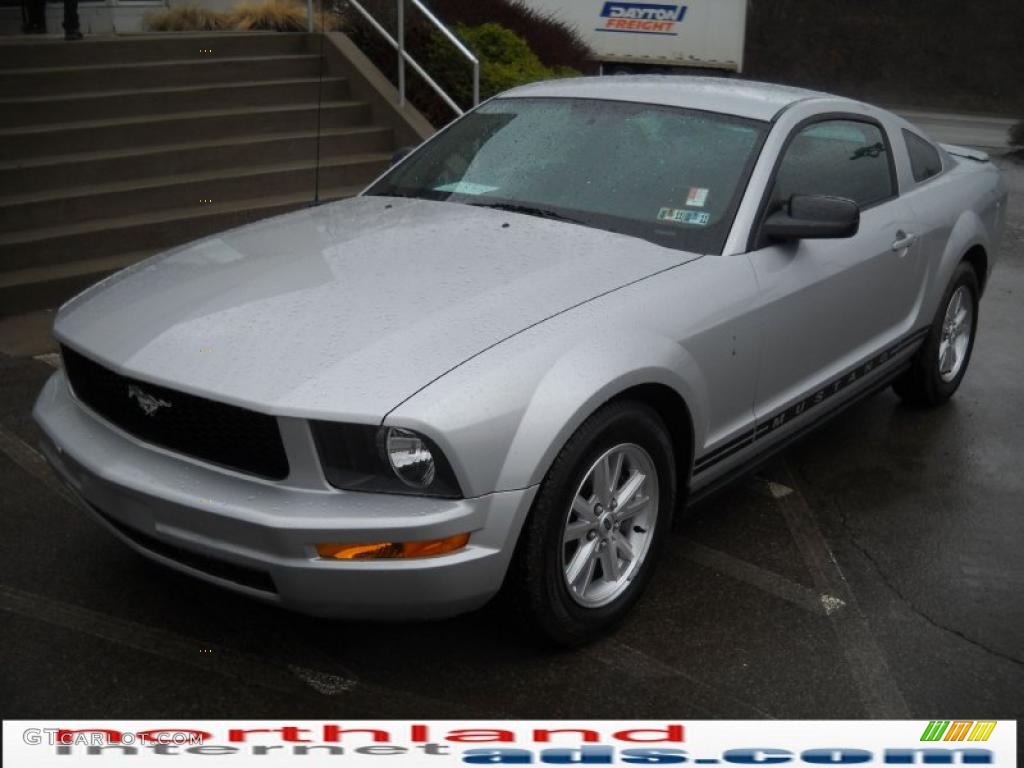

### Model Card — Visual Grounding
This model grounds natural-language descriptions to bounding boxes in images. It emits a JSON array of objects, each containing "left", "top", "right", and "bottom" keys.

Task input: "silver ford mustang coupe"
[{"left": 34, "top": 77, "right": 1007, "bottom": 644}]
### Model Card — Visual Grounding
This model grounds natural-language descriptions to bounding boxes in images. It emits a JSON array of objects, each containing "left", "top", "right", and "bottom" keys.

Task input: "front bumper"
[{"left": 33, "top": 371, "right": 537, "bottom": 619}]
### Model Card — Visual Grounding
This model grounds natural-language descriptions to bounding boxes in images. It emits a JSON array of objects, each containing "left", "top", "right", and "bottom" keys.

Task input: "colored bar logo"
[{"left": 921, "top": 721, "right": 997, "bottom": 742}]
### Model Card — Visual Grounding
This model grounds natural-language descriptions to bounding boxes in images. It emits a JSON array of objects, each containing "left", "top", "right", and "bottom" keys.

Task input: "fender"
[
  {"left": 496, "top": 330, "right": 702, "bottom": 494},
  {"left": 920, "top": 206, "right": 990, "bottom": 326},
  {"left": 387, "top": 314, "right": 705, "bottom": 499}
]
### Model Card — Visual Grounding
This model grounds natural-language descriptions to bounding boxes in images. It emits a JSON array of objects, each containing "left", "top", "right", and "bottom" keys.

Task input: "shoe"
[
  {"left": 64, "top": 30, "right": 83, "bottom": 40},
  {"left": 22, "top": 23, "right": 47, "bottom": 34}
]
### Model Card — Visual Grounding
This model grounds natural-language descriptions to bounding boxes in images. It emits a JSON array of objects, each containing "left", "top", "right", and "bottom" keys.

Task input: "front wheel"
[
  {"left": 893, "top": 261, "right": 980, "bottom": 406},
  {"left": 510, "top": 401, "right": 676, "bottom": 646}
]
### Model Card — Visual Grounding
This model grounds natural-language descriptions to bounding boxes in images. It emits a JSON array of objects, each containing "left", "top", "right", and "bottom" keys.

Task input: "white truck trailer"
[{"left": 521, "top": 0, "right": 747, "bottom": 75}]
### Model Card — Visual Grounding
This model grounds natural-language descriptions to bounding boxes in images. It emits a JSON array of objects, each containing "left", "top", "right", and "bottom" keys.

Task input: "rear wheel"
[
  {"left": 893, "top": 262, "right": 979, "bottom": 406},
  {"left": 510, "top": 401, "right": 675, "bottom": 646}
]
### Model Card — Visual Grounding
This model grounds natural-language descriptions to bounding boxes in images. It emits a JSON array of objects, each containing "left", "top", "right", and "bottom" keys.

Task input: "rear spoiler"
[{"left": 940, "top": 143, "right": 990, "bottom": 162}]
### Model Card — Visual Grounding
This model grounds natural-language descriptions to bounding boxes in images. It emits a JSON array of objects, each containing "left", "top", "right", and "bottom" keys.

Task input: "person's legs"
[
  {"left": 63, "top": 0, "right": 81, "bottom": 39},
  {"left": 22, "top": 0, "right": 46, "bottom": 32}
]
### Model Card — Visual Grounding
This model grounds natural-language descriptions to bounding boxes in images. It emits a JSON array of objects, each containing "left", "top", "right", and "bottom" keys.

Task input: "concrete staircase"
[{"left": 0, "top": 32, "right": 403, "bottom": 315}]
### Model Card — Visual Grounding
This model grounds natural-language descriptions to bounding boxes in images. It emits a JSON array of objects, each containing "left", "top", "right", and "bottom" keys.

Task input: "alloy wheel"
[
  {"left": 938, "top": 285, "right": 974, "bottom": 383},
  {"left": 560, "top": 443, "right": 659, "bottom": 608}
]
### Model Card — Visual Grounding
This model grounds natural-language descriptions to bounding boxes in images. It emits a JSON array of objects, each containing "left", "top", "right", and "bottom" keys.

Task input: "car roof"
[{"left": 500, "top": 75, "right": 836, "bottom": 122}]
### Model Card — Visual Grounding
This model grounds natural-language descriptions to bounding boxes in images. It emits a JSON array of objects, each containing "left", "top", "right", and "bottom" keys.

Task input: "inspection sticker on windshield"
[
  {"left": 686, "top": 187, "right": 709, "bottom": 207},
  {"left": 433, "top": 181, "right": 500, "bottom": 195},
  {"left": 658, "top": 207, "right": 710, "bottom": 226}
]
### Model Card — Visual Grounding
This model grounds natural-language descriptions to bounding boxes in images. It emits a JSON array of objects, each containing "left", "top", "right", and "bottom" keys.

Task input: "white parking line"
[
  {"left": 0, "top": 424, "right": 365, "bottom": 699},
  {"left": 286, "top": 664, "right": 357, "bottom": 695},
  {"left": 0, "top": 417, "right": 898, "bottom": 715},
  {"left": 0, "top": 424, "right": 79, "bottom": 507},
  {"left": 682, "top": 540, "right": 840, "bottom": 616},
  {"left": 771, "top": 463, "right": 910, "bottom": 717},
  {"left": 0, "top": 583, "right": 356, "bottom": 697},
  {"left": 586, "top": 638, "right": 774, "bottom": 717},
  {"left": 0, "top": 426, "right": 473, "bottom": 710}
]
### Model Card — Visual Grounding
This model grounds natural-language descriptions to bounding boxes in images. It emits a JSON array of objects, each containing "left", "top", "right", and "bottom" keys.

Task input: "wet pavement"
[{"left": 1, "top": 159, "right": 1021, "bottom": 721}]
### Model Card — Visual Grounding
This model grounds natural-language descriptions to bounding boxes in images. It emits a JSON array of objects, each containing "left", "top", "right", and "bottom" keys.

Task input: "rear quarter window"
[{"left": 903, "top": 129, "right": 943, "bottom": 183}]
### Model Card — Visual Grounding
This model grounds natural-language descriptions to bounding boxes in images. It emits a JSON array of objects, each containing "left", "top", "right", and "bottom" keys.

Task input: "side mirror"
[
  {"left": 762, "top": 194, "right": 860, "bottom": 241},
  {"left": 390, "top": 145, "right": 416, "bottom": 165}
]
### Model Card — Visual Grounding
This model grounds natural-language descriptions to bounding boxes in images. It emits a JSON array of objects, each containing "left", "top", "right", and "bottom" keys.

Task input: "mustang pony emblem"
[{"left": 127, "top": 384, "right": 172, "bottom": 416}]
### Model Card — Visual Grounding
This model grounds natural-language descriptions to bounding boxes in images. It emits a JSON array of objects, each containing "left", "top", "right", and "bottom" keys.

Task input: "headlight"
[
  {"left": 311, "top": 422, "right": 461, "bottom": 498},
  {"left": 383, "top": 427, "right": 436, "bottom": 488}
]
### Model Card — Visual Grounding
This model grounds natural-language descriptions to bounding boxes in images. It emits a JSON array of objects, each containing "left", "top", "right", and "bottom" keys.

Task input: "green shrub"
[
  {"left": 428, "top": 0, "right": 592, "bottom": 73},
  {"left": 426, "top": 22, "right": 578, "bottom": 106},
  {"left": 344, "top": 0, "right": 592, "bottom": 125}
]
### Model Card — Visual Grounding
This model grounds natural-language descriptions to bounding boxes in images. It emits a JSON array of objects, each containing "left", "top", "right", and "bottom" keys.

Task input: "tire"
[
  {"left": 509, "top": 401, "right": 676, "bottom": 646},
  {"left": 893, "top": 262, "right": 980, "bottom": 406}
]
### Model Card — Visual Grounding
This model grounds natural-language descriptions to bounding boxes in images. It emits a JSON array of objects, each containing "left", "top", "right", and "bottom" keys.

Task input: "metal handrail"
[{"left": 345, "top": 0, "right": 480, "bottom": 117}]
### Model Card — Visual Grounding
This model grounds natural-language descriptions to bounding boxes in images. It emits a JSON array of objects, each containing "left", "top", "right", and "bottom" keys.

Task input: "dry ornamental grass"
[
  {"left": 144, "top": 5, "right": 231, "bottom": 31},
  {"left": 229, "top": 0, "right": 308, "bottom": 31},
  {"left": 145, "top": 0, "right": 325, "bottom": 33}
]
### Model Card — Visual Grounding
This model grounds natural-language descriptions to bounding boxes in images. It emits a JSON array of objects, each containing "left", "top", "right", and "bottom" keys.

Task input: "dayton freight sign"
[{"left": 597, "top": 2, "right": 688, "bottom": 35}]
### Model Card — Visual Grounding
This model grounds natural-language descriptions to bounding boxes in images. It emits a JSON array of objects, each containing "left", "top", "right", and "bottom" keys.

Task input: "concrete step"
[
  {"left": 0, "top": 54, "right": 323, "bottom": 98},
  {"left": 0, "top": 76, "right": 350, "bottom": 128},
  {"left": 0, "top": 100, "right": 373, "bottom": 162},
  {"left": 0, "top": 187, "right": 362, "bottom": 272},
  {"left": 0, "top": 125, "right": 394, "bottom": 195},
  {"left": 0, "top": 188, "right": 359, "bottom": 315},
  {"left": 0, "top": 153, "right": 391, "bottom": 231},
  {"left": 0, "top": 32, "right": 316, "bottom": 70}
]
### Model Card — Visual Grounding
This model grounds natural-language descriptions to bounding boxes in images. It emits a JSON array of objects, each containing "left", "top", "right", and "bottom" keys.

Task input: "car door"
[{"left": 745, "top": 116, "right": 924, "bottom": 434}]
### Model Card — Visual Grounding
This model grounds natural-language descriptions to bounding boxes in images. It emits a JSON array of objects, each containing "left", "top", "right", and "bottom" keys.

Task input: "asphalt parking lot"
[{"left": 1, "top": 157, "right": 1021, "bottom": 721}]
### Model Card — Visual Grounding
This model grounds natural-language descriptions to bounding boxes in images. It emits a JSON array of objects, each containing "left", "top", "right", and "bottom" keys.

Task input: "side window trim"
[
  {"left": 746, "top": 112, "right": 899, "bottom": 251},
  {"left": 901, "top": 128, "right": 945, "bottom": 185}
]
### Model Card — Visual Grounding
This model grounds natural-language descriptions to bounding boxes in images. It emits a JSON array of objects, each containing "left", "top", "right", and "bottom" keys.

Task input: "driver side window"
[{"left": 772, "top": 119, "right": 896, "bottom": 210}]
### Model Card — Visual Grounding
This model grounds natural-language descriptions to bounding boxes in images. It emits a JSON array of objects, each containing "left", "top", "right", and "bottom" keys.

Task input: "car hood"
[{"left": 55, "top": 197, "right": 695, "bottom": 420}]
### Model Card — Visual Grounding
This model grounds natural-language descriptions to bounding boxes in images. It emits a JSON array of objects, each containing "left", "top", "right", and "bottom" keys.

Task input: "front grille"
[
  {"left": 91, "top": 504, "right": 277, "bottom": 594},
  {"left": 61, "top": 345, "right": 289, "bottom": 480}
]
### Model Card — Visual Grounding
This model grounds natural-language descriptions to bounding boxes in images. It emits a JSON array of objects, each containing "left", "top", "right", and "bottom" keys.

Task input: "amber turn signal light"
[{"left": 316, "top": 533, "right": 470, "bottom": 560}]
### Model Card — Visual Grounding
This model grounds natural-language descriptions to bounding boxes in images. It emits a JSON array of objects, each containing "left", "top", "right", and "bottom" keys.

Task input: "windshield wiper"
[{"left": 468, "top": 201, "right": 588, "bottom": 226}]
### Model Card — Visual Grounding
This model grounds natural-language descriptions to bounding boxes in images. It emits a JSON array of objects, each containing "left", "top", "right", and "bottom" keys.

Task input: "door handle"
[{"left": 892, "top": 231, "right": 917, "bottom": 251}]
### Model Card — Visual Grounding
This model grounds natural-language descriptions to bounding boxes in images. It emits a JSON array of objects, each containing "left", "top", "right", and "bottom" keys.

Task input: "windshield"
[{"left": 366, "top": 97, "right": 767, "bottom": 254}]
